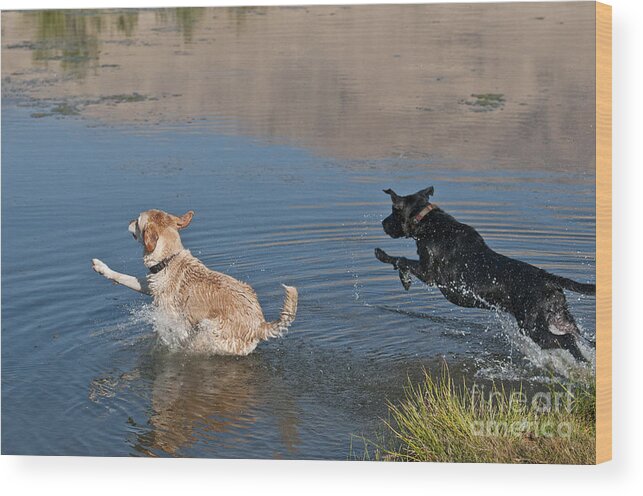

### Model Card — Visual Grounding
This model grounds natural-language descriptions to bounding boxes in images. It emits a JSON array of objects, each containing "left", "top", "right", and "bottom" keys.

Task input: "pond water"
[{"left": 2, "top": 5, "right": 595, "bottom": 458}]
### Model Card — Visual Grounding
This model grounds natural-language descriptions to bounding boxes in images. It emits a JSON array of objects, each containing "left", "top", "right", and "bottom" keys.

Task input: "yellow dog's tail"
[{"left": 262, "top": 284, "right": 298, "bottom": 339}]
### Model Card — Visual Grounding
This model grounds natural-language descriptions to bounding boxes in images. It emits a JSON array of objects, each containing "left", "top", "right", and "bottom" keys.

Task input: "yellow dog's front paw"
[{"left": 91, "top": 258, "right": 111, "bottom": 276}]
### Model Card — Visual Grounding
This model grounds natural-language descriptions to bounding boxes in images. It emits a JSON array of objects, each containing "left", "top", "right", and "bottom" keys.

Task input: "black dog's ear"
[
  {"left": 383, "top": 188, "right": 402, "bottom": 202},
  {"left": 418, "top": 186, "right": 434, "bottom": 199}
]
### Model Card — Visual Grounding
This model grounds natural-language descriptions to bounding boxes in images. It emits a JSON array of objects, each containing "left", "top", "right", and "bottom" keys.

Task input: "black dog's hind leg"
[
  {"left": 523, "top": 311, "right": 588, "bottom": 363},
  {"left": 374, "top": 248, "right": 430, "bottom": 290},
  {"left": 536, "top": 331, "right": 587, "bottom": 363}
]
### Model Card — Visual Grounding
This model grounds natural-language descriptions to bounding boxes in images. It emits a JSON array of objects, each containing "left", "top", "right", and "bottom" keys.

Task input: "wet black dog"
[{"left": 375, "top": 186, "right": 595, "bottom": 361}]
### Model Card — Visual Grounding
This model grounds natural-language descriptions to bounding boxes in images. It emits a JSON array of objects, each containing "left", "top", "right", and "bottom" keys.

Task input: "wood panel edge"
[{"left": 595, "top": 0, "right": 612, "bottom": 465}]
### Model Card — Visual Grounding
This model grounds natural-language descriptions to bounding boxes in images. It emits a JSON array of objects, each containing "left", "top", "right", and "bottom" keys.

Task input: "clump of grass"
[
  {"left": 31, "top": 102, "right": 80, "bottom": 118},
  {"left": 30, "top": 93, "right": 157, "bottom": 120},
  {"left": 362, "top": 367, "right": 595, "bottom": 464},
  {"left": 98, "top": 92, "right": 151, "bottom": 104},
  {"left": 50, "top": 102, "right": 80, "bottom": 116},
  {"left": 461, "top": 93, "right": 505, "bottom": 111}
]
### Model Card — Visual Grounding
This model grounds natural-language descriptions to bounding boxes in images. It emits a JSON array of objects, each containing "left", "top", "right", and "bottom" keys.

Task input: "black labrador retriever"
[{"left": 374, "top": 186, "right": 595, "bottom": 361}]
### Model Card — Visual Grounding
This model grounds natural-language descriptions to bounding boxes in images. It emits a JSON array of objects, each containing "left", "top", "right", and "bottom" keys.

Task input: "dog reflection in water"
[{"left": 90, "top": 354, "right": 300, "bottom": 457}]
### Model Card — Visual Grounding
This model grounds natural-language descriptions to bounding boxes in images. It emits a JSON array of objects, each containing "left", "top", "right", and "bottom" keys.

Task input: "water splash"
[
  {"left": 345, "top": 213, "right": 376, "bottom": 301},
  {"left": 127, "top": 303, "right": 192, "bottom": 351},
  {"left": 478, "top": 311, "right": 595, "bottom": 382}
]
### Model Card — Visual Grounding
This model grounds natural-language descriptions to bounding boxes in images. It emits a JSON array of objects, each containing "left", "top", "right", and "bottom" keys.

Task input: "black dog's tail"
[{"left": 548, "top": 274, "right": 596, "bottom": 296}]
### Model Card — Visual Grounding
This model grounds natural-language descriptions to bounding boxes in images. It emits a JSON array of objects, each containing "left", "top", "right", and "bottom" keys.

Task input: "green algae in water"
[
  {"left": 29, "top": 93, "right": 156, "bottom": 119},
  {"left": 51, "top": 102, "right": 81, "bottom": 116},
  {"left": 462, "top": 93, "right": 506, "bottom": 112},
  {"left": 31, "top": 102, "right": 80, "bottom": 118},
  {"left": 98, "top": 93, "right": 154, "bottom": 104}
]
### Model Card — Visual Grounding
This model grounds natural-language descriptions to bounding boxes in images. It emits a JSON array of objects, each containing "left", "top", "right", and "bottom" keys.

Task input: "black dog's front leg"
[{"left": 374, "top": 248, "right": 429, "bottom": 291}]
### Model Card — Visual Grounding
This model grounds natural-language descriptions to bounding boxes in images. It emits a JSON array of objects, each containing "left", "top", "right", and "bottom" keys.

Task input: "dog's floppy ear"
[
  {"left": 143, "top": 223, "right": 159, "bottom": 253},
  {"left": 383, "top": 188, "right": 402, "bottom": 203},
  {"left": 176, "top": 210, "right": 194, "bottom": 230},
  {"left": 418, "top": 186, "right": 434, "bottom": 199}
]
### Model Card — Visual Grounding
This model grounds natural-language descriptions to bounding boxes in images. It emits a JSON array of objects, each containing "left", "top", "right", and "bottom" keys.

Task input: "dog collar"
[
  {"left": 149, "top": 253, "right": 177, "bottom": 274},
  {"left": 413, "top": 203, "right": 437, "bottom": 224}
]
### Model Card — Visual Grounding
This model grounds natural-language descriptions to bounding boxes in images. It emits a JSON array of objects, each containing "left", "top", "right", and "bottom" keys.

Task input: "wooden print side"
[{"left": 595, "top": 0, "right": 612, "bottom": 465}]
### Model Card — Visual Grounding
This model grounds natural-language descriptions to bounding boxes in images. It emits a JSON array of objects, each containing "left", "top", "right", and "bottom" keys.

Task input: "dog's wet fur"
[
  {"left": 92, "top": 209, "right": 297, "bottom": 355},
  {"left": 375, "top": 186, "right": 595, "bottom": 361}
]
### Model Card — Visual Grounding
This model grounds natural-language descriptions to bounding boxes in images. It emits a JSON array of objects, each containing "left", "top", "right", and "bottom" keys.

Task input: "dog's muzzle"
[
  {"left": 128, "top": 220, "right": 138, "bottom": 240},
  {"left": 382, "top": 216, "right": 404, "bottom": 238}
]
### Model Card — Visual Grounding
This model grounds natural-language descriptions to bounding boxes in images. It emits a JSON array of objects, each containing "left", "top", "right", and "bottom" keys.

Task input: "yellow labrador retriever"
[{"left": 91, "top": 209, "right": 298, "bottom": 355}]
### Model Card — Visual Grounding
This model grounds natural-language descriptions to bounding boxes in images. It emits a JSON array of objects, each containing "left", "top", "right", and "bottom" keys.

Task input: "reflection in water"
[
  {"left": 31, "top": 11, "right": 99, "bottom": 78},
  {"left": 155, "top": 8, "right": 205, "bottom": 43},
  {"left": 24, "top": 10, "right": 139, "bottom": 78},
  {"left": 2, "top": 4, "right": 595, "bottom": 166},
  {"left": 92, "top": 352, "right": 300, "bottom": 458}
]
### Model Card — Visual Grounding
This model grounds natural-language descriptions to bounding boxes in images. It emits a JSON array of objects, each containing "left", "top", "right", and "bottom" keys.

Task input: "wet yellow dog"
[{"left": 91, "top": 209, "right": 298, "bottom": 355}]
